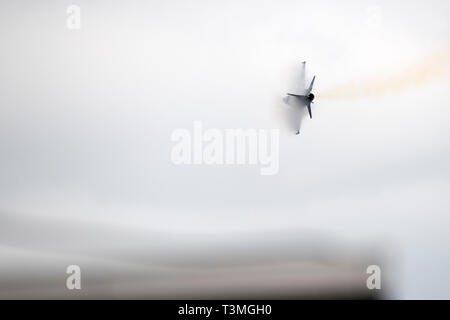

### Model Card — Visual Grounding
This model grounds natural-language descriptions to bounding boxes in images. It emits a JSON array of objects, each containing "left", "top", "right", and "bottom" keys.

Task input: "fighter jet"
[{"left": 284, "top": 61, "right": 316, "bottom": 135}]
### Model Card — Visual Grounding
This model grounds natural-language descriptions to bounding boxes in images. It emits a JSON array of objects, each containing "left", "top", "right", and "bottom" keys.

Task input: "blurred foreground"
[{"left": 0, "top": 212, "right": 385, "bottom": 299}]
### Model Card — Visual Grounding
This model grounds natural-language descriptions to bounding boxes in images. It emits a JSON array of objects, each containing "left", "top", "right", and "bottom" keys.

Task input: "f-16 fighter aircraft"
[{"left": 284, "top": 61, "right": 316, "bottom": 135}]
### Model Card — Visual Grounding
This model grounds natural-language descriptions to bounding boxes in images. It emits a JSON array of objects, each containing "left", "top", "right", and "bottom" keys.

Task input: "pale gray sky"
[{"left": 0, "top": 0, "right": 449, "bottom": 298}]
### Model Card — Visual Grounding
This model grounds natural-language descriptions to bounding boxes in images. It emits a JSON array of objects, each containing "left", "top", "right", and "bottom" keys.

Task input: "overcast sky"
[{"left": 0, "top": 0, "right": 449, "bottom": 298}]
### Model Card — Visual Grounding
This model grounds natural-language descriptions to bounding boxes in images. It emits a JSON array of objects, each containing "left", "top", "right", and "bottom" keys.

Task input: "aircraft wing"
[
  {"left": 299, "top": 61, "right": 306, "bottom": 93},
  {"left": 289, "top": 61, "right": 306, "bottom": 95},
  {"left": 283, "top": 95, "right": 308, "bottom": 133},
  {"left": 306, "top": 102, "right": 312, "bottom": 119}
]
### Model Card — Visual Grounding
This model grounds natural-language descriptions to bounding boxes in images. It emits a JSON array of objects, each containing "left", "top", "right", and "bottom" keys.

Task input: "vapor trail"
[{"left": 318, "top": 46, "right": 450, "bottom": 100}]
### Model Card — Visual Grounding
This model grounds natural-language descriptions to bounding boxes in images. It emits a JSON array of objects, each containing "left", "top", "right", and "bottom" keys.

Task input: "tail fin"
[{"left": 307, "top": 76, "right": 315, "bottom": 94}]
